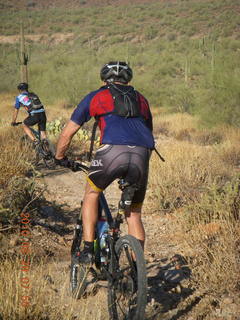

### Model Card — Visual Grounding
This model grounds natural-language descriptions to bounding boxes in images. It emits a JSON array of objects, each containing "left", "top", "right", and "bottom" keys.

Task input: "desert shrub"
[
  {"left": 46, "top": 118, "right": 65, "bottom": 136},
  {"left": 173, "top": 178, "right": 240, "bottom": 299},
  {"left": 174, "top": 128, "right": 193, "bottom": 142},
  {"left": 170, "top": 86, "right": 196, "bottom": 114},
  {"left": 218, "top": 140, "right": 240, "bottom": 167},
  {"left": 0, "top": 127, "right": 31, "bottom": 187},
  {"left": 193, "top": 130, "right": 223, "bottom": 145},
  {"left": 1, "top": 177, "right": 37, "bottom": 224},
  {"left": 145, "top": 26, "right": 158, "bottom": 40},
  {"left": 180, "top": 178, "right": 240, "bottom": 228},
  {"left": 0, "top": 126, "right": 39, "bottom": 225}
]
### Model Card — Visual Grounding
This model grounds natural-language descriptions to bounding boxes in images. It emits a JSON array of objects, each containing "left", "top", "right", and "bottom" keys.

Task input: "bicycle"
[
  {"left": 12, "top": 122, "right": 55, "bottom": 169},
  {"left": 69, "top": 162, "right": 147, "bottom": 320}
]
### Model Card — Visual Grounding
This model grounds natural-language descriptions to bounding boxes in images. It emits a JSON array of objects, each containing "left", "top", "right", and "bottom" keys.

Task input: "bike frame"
[
  {"left": 96, "top": 192, "right": 122, "bottom": 280},
  {"left": 99, "top": 192, "right": 113, "bottom": 226}
]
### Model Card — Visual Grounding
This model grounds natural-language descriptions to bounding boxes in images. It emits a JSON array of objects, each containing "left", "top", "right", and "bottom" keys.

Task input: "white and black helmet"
[{"left": 100, "top": 61, "right": 133, "bottom": 84}]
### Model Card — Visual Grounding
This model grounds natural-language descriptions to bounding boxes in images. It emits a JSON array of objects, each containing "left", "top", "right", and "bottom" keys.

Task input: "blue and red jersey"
[{"left": 70, "top": 85, "right": 155, "bottom": 149}]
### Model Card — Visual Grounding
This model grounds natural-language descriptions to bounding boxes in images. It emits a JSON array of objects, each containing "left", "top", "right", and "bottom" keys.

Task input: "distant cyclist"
[
  {"left": 55, "top": 61, "right": 155, "bottom": 265},
  {"left": 11, "top": 82, "right": 48, "bottom": 147}
]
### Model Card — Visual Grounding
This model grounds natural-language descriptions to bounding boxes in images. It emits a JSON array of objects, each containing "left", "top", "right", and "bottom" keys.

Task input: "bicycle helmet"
[
  {"left": 100, "top": 61, "right": 133, "bottom": 84},
  {"left": 17, "top": 82, "right": 28, "bottom": 91}
]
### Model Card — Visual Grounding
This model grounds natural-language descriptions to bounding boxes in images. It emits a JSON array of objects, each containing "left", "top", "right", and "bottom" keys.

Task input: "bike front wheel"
[{"left": 108, "top": 235, "right": 147, "bottom": 320}]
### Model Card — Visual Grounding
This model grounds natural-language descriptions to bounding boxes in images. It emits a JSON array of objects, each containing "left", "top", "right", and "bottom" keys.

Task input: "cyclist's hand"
[
  {"left": 54, "top": 156, "right": 78, "bottom": 170},
  {"left": 11, "top": 122, "right": 17, "bottom": 126},
  {"left": 55, "top": 156, "right": 70, "bottom": 167}
]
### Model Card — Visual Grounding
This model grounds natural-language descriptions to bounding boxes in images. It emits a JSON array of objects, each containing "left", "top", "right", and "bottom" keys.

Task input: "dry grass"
[
  {"left": 152, "top": 112, "right": 200, "bottom": 137},
  {"left": 148, "top": 112, "right": 240, "bottom": 312},
  {"left": 0, "top": 126, "right": 31, "bottom": 187},
  {"left": 149, "top": 140, "right": 231, "bottom": 212},
  {"left": 0, "top": 255, "right": 108, "bottom": 320}
]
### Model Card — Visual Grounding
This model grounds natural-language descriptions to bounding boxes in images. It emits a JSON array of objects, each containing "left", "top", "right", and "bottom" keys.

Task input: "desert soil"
[{"left": 16, "top": 163, "right": 238, "bottom": 320}]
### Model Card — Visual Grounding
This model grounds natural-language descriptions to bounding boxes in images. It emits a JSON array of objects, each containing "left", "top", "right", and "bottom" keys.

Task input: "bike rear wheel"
[
  {"left": 108, "top": 235, "right": 147, "bottom": 320},
  {"left": 39, "top": 140, "right": 55, "bottom": 169}
]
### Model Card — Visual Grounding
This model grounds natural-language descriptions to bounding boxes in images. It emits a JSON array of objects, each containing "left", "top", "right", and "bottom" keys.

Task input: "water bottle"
[{"left": 97, "top": 218, "right": 109, "bottom": 263}]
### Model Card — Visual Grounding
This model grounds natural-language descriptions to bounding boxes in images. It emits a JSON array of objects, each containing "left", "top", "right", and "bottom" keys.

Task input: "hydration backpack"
[
  {"left": 27, "top": 92, "right": 44, "bottom": 112},
  {"left": 107, "top": 84, "right": 141, "bottom": 118}
]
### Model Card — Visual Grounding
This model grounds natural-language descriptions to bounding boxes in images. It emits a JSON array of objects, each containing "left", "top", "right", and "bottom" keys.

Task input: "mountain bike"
[
  {"left": 12, "top": 122, "right": 55, "bottom": 169},
  {"left": 69, "top": 162, "right": 147, "bottom": 320}
]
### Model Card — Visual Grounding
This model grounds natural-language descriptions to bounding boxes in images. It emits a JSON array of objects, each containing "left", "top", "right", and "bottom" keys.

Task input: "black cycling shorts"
[
  {"left": 23, "top": 112, "right": 47, "bottom": 131},
  {"left": 87, "top": 145, "right": 151, "bottom": 205}
]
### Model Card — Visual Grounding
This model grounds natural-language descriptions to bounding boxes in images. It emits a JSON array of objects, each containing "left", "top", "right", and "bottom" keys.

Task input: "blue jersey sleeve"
[
  {"left": 15, "top": 97, "right": 21, "bottom": 109},
  {"left": 70, "top": 89, "right": 101, "bottom": 126}
]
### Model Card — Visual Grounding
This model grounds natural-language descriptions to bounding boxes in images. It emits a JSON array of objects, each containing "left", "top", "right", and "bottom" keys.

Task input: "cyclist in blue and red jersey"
[
  {"left": 55, "top": 61, "right": 155, "bottom": 264},
  {"left": 11, "top": 82, "right": 47, "bottom": 147}
]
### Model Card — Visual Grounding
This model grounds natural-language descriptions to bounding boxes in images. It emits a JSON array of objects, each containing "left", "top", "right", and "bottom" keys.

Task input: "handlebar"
[
  {"left": 65, "top": 160, "right": 89, "bottom": 174},
  {"left": 11, "top": 122, "right": 22, "bottom": 126},
  {"left": 55, "top": 158, "right": 89, "bottom": 173}
]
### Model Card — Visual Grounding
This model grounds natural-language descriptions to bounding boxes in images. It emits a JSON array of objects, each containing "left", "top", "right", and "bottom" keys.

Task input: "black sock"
[{"left": 83, "top": 241, "right": 94, "bottom": 254}]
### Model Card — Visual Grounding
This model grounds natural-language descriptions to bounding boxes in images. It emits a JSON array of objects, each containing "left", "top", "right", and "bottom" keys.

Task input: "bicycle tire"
[
  {"left": 70, "top": 263, "right": 90, "bottom": 299},
  {"left": 69, "top": 208, "right": 92, "bottom": 299},
  {"left": 29, "top": 127, "right": 55, "bottom": 169},
  {"left": 107, "top": 235, "right": 147, "bottom": 320},
  {"left": 39, "top": 140, "right": 56, "bottom": 169}
]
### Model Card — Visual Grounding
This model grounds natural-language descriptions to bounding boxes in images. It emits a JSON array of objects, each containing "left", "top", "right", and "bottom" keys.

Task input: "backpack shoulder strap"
[
  {"left": 88, "top": 112, "right": 113, "bottom": 161},
  {"left": 88, "top": 117, "right": 99, "bottom": 161}
]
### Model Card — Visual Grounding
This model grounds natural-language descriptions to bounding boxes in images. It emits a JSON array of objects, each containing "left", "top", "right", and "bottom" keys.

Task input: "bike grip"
[
  {"left": 70, "top": 161, "right": 81, "bottom": 172},
  {"left": 11, "top": 121, "right": 22, "bottom": 126}
]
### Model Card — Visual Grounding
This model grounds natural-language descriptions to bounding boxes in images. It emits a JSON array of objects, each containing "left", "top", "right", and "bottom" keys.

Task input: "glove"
[
  {"left": 54, "top": 156, "right": 78, "bottom": 170},
  {"left": 11, "top": 122, "right": 17, "bottom": 126},
  {"left": 54, "top": 156, "right": 71, "bottom": 167}
]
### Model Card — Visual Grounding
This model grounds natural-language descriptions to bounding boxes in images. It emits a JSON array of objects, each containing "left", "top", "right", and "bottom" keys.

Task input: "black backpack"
[
  {"left": 27, "top": 92, "right": 44, "bottom": 112},
  {"left": 107, "top": 84, "right": 141, "bottom": 118}
]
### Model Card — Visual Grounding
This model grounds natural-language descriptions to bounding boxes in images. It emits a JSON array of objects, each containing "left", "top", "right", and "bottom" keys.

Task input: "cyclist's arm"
[
  {"left": 12, "top": 97, "right": 21, "bottom": 123},
  {"left": 55, "top": 120, "right": 80, "bottom": 160},
  {"left": 12, "top": 108, "right": 19, "bottom": 123}
]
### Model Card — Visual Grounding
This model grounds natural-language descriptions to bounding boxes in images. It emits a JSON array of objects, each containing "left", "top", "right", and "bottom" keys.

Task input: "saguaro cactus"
[{"left": 20, "top": 22, "right": 29, "bottom": 83}]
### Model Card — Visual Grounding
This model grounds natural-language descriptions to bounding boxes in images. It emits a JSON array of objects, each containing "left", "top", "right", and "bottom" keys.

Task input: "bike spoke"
[{"left": 108, "top": 235, "right": 147, "bottom": 320}]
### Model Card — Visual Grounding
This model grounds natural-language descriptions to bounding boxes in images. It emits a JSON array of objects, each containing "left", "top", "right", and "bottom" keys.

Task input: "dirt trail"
[{"left": 33, "top": 166, "right": 192, "bottom": 320}]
